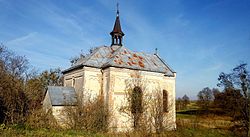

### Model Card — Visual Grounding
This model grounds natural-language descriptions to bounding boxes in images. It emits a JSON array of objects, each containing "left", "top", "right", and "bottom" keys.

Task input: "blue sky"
[{"left": 1, "top": 0, "right": 250, "bottom": 99}]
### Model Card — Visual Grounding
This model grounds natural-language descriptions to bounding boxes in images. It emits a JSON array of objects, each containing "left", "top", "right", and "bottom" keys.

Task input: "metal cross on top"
[{"left": 116, "top": 2, "right": 119, "bottom": 16}]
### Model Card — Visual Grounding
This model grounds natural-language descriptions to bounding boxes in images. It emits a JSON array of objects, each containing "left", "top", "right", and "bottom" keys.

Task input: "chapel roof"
[
  {"left": 62, "top": 4, "right": 175, "bottom": 76},
  {"left": 47, "top": 86, "right": 77, "bottom": 106},
  {"left": 62, "top": 46, "right": 175, "bottom": 76}
]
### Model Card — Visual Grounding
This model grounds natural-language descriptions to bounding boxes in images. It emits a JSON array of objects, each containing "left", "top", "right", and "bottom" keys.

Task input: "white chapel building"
[{"left": 43, "top": 7, "right": 176, "bottom": 131}]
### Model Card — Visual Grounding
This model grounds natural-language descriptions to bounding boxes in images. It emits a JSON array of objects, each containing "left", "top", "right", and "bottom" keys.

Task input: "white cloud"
[
  {"left": 204, "top": 63, "right": 223, "bottom": 72},
  {"left": 7, "top": 32, "right": 38, "bottom": 46}
]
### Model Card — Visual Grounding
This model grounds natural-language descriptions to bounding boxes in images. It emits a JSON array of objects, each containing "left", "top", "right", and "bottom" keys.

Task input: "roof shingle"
[
  {"left": 63, "top": 46, "right": 175, "bottom": 76},
  {"left": 47, "top": 86, "right": 77, "bottom": 106}
]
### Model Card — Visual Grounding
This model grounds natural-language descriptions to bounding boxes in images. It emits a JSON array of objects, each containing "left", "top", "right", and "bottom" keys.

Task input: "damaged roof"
[
  {"left": 63, "top": 46, "right": 175, "bottom": 76},
  {"left": 47, "top": 86, "right": 77, "bottom": 106}
]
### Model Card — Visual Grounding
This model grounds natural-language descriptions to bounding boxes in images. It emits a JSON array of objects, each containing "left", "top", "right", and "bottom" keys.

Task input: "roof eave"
[
  {"left": 154, "top": 54, "right": 176, "bottom": 73},
  {"left": 102, "top": 65, "right": 174, "bottom": 76},
  {"left": 62, "top": 64, "right": 83, "bottom": 74}
]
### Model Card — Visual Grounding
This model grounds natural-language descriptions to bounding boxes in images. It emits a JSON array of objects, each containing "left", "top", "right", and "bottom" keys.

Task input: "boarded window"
[
  {"left": 131, "top": 86, "right": 143, "bottom": 113},
  {"left": 163, "top": 90, "right": 168, "bottom": 112},
  {"left": 72, "top": 78, "right": 75, "bottom": 87}
]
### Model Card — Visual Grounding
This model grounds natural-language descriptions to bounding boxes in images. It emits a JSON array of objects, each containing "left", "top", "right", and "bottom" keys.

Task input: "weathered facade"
[{"left": 43, "top": 7, "right": 176, "bottom": 131}]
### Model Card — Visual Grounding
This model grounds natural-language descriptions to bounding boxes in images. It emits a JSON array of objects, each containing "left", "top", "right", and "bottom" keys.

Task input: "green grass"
[
  {"left": 0, "top": 127, "right": 106, "bottom": 137},
  {"left": 176, "top": 113, "right": 197, "bottom": 119},
  {"left": 0, "top": 127, "right": 235, "bottom": 137},
  {"left": 0, "top": 102, "right": 237, "bottom": 137},
  {"left": 171, "top": 128, "right": 234, "bottom": 137}
]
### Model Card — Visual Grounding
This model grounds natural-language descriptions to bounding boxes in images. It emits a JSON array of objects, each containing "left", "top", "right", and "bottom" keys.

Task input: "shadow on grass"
[{"left": 177, "top": 109, "right": 227, "bottom": 116}]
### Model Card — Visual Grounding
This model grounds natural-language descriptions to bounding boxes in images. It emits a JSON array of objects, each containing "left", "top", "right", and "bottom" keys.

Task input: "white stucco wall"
[
  {"left": 64, "top": 68, "right": 84, "bottom": 97},
  {"left": 63, "top": 66, "right": 176, "bottom": 132},
  {"left": 52, "top": 106, "right": 66, "bottom": 125},
  {"left": 42, "top": 91, "right": 52, "bottom": 113},
  {"left": 43, "top": 96, "right": 73, "bottom": 127},
  {"left": 64, "top": 67, "right": 102, "bottom": 100},
  {"left": 104, "top": 67, "right": 176, "bottom": 131}
]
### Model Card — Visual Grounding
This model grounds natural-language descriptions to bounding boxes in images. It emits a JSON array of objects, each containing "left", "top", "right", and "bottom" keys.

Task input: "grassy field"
[
  {"left": 0, "top": 102, "right": 238, "bottom": 137},
  {"left": 0, "top": 119, "right": 236, "bottom": 137},
  {"left": 0, "top": 126, "right": 235, "bottom": 137}
]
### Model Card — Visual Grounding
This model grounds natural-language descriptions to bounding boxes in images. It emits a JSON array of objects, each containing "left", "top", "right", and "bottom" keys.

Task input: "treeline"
[
  {"left": 196, "top": 63, "right": 250, "bottom": 136},
  {"left": 0, "top": 45, "right": 62, "bottom": 125},
  {"left": 176, "top": 94, "right": 190, "bottom": 110},
  {"left": 0, "top": 45, "right": 111, "bottom": 133}
]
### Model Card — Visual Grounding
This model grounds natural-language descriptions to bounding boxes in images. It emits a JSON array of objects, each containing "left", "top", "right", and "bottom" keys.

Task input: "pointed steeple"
[{"left": 110, "top": 3, "right": 124, "bottom": 46}]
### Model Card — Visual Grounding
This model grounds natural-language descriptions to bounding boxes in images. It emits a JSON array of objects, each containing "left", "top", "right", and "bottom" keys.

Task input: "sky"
[{"left": 0, "top": 0, "right": 250, "bottom": 99}]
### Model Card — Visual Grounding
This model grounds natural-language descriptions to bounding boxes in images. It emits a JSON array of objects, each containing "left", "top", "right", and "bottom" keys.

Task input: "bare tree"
[
  {"left": 182, "top": 94, "right": 190, "bottom": 109},
  {"left": 218, "top": 63, "right": 250, "bottom": 136},
  {"left": 120, "top": 73, "right": 174, "bottom": 134},
  {"left": 63, "top": 90, "right": 110, "bottom": 132},
  {"left": 26, "top": 108, "right": 59, "bottom": 129},
  {"left": 39, "top": 68, "right": 63, "bottom": 87},
  {"left": 120, "top": 77, "right": 148, "bottom": 132},
  {"left": 197, "top": 87, "right": 213, "bottom": 111},
  {"left": 176, "top": 97, "right": 183, "bottom": 111},
  {"left": 0, "top": 45, "right": 64, "bottom": 127},
  {"left": 0, "top": 45, "right": 29, "bottom": 124},
  {"left": 213, "top": 88, "right": 244, "bottom": 118}
]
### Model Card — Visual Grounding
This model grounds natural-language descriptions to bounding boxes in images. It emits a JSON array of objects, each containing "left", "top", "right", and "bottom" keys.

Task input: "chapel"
[{"left": 43, "top": 6, "right": 176, "bottom": 131}]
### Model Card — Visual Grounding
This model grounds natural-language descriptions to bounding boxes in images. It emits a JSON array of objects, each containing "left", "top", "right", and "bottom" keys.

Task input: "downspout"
[
  {"left": 100, "top": 69, "right": 104, "bottom": 96},
  {"left": 100, "top": 69, "right": 104, "bottom": 103}
]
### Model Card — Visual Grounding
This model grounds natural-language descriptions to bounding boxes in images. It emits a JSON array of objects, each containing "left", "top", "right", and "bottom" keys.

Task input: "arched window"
[
  {"left": 163, "top": 90, "right": 168, "bottom": 112},
  {"left": 131, "top": 86, "right": 142, "bottom": 114}
]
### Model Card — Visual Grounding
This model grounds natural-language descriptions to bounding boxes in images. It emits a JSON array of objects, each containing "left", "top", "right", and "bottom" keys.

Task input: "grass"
[
  {"left": 0, "top": 127, "right": 106, "bottom": 137},
  {"left": 176, "top": 103, "right": 234, "bottom": 130},
  {"left": 0, "top": 119, "right": 236, "bottom": 137},
  {"left": 173, "top": 128, "right": 234, "bottom": 137},
  {"left": 0, "top": 126, "right": 235, "bottom": 137},
  {"left": 176, "top": 112, "right": 197, "bottom": 119},
  {"left": 0, "top": 102, "right": 238, "bottom": 137}
]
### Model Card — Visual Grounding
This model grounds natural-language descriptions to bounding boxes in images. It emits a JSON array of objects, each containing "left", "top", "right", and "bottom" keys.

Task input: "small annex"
[{"left": 43, "top": 86, "right": 77, "bottom": 125}]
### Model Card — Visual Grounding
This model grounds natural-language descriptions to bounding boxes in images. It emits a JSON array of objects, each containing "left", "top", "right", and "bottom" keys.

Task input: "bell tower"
[{"left": 110, "top": 3, "right": 124, "bottom": 46}]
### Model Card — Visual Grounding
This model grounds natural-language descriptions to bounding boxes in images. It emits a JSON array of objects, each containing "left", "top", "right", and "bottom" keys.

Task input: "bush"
[
  {"left": 26, "top": 109, "right": 58, "bottom": 129},
  {"left": 63, "top": 94, "right": 110, "bottom": 132}
]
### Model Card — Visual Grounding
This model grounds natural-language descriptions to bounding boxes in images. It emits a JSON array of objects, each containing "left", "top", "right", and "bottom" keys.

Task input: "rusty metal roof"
[{"left": 63, "top": 46, "right": 175, "bottom": 76}]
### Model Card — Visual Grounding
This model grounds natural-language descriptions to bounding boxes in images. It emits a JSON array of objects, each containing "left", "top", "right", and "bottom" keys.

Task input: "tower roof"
[
  {"left": 110, "top": 15, "right": 124, "bottom": 36},
  {"left": 110, "top": 3, "right": 124, "bottom": 46},
  {"left": 110, "top": 3, "right": 124, "bottom": 36}
]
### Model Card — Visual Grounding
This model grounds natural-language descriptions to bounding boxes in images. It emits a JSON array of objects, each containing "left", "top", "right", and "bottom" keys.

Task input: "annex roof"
[
  {"left": 47, "top": 86, "right": 77, "bottom": 106},
  {"left": 63, "top": 46, "right": 175, "bottom": 76}
]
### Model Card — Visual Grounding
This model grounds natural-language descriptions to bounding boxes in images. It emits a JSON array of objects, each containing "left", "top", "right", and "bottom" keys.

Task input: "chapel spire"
[{"left": 110, "top": 3, "right": 124, "bottom": 46}]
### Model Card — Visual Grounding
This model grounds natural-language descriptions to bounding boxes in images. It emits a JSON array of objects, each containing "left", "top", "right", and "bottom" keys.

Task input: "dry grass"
[
  {"left": 0, "top": 101, "right": 237, "bottom": 137},
  {"left": 177, "top": 112, "right": 233, "bottom": 129},
  {"left": 176, "top": 101, "right": 234, "bottom": 130},
  {"left": 0, "top": 126, "right": 234, "bottom": 137}
]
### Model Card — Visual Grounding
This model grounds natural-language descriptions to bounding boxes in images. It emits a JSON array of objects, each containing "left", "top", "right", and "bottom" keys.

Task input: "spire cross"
[
  {"left": 155, "top": 48, "right": 158, "bottom": 55},
  {"left": 110, "top": 2, "right": 124, "bottom": 46},
  {"left": 116, "top": 2, "right": 119, "bottom": 16}
]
